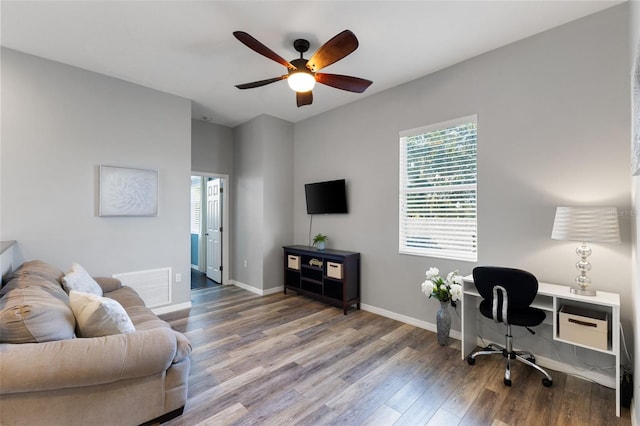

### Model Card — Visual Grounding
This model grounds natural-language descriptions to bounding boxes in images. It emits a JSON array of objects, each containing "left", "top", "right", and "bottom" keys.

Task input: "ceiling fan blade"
[
  {"left": 233, "top": 31, "right": 296, "bottom": 70},
  {"left": 306, "top": 30, "right": 359, "bottom": 72},
  {"left": 235, "top": 75, "right": 288, "bottom": 89},
  {"left": 315, "top": 73, "right": 373, "bottom": 93},
  {"left": 296, "top": 91, "right": 313, "bottom": 107}
]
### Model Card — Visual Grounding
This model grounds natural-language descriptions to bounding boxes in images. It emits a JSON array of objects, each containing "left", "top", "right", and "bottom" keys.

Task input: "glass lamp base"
[{"left": 570, "top": 287, "right": 597, "bottom": 296}]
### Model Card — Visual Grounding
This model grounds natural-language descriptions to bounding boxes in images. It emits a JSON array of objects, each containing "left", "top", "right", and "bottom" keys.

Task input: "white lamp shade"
[
  {"left": 287, "top": 72, "right": 315, "bottom": 92},
  {"left": 551, "top": 206, "right": 621, "bottom": 243}
]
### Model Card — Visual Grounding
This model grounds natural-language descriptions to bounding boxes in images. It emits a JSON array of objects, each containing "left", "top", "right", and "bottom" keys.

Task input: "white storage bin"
[
  {"left": 326, "top": 262, "right": 343, "bottom": 279},
  {"left": 559, "top": 305, "right": 608, "bottom": 350},
  {"left": 287, "top": 255, "right": 300, "bottom": 270}
]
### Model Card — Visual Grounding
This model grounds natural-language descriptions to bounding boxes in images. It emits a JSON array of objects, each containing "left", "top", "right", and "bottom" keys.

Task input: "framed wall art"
[{"left": 99, "top": 165, "right": 158, "bottom": 217}]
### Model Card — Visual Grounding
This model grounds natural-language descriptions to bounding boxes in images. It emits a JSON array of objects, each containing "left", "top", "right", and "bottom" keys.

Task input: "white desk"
[{"left": 461, "top": 275, "right": 621, "bottom": 416}]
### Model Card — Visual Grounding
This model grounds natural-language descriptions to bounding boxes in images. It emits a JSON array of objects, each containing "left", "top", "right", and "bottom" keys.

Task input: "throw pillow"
[
  {"left": 0, "top": 285, "right": 76, "bottom": 343},
  {"left": 62, "top": 263, "right": 103, "bottom": 296},
  {"left": 69, "top": 291, "right": 135, "bottom": 337}
]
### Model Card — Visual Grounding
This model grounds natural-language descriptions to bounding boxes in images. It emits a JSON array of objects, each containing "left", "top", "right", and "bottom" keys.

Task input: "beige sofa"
[{"left": 0, "top": 260, "right": 191, "bottom": 426}]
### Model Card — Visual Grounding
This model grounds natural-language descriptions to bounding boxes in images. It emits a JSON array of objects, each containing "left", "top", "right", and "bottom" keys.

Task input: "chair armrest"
[
  {"left": 0, "top": 328, "right": 177, "bottom": 394},
  {"left": 94, "top": 276, "right": 122, "bottom": 293}
]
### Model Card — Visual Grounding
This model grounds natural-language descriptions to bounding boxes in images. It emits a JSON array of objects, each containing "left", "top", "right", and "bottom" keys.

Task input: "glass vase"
[{"left": 436, "top": 300, "right": 451, "bottom": 346}]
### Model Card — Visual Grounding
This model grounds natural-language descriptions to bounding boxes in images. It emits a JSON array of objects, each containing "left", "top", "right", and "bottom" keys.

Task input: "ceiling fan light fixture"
[
  {"left": 233, "top": 31, "right": 371, "bottom": 106},
  {"left": 287, "top": 71, "right": 315, "bottom": 92}
]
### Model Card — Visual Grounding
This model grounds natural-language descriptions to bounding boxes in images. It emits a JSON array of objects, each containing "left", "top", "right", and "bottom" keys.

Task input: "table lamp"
[{"left": 551, "top": 206, "right": 620, "bottom": 296}]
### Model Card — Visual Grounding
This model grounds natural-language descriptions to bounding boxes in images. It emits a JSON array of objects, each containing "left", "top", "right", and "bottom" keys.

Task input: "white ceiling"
[{"left": 1, "top": 1, "right": 624, "bottom": 128}]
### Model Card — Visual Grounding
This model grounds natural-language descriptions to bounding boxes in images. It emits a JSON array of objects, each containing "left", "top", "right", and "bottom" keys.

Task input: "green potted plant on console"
[{"left": 312, "top": 233, "right": 328, "bottom": 251}]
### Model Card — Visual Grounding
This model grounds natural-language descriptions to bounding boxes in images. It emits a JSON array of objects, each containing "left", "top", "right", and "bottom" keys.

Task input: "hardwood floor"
[
  {"left": 160, "top": 285, "right": 631, "bottom": 426},
  {"left": 191, "top": 268, "right": 219, "bottom": 289}
]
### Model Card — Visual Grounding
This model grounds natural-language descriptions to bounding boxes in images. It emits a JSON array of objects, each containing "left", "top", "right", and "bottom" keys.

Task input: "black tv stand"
[{"left": 283, "top": 245, "right": 360, "bottom": 315}]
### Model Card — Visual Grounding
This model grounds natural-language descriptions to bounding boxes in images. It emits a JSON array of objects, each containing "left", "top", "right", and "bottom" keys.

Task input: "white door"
[{"left": 206, "top": 179, "right": 222, "bottom": 283}]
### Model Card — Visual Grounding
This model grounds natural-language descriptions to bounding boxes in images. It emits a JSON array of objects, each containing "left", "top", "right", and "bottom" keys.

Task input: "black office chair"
[{"left": 467, "top": 266, "right": 553, "bottom": 387}]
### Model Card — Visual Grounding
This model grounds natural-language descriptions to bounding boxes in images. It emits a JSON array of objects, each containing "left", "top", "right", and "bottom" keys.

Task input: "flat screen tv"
[{"left": 305, "top": 179, "right": 348, "bottom": 214}]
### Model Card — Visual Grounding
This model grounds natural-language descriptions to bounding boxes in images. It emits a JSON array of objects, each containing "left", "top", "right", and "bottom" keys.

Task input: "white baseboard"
[
  {"left": 262, "top": 286, "right": 284, "bottom": 295},
  {"left": 151, "top": 301, "right": 192, "bottom": 315},
  {"left": 529, "top": 353, "right": 615, "bottom": 389},
  {"left": 231, "top": 280, "right": 283, "bottom": 296},
  {"left": 361, "top": 303, "right": 462, "bottom": 341}
]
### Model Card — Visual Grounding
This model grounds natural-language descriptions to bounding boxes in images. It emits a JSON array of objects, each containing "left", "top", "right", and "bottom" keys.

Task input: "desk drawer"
[{"left": 559, "top": 305, "right": 608, "bottom": 350}]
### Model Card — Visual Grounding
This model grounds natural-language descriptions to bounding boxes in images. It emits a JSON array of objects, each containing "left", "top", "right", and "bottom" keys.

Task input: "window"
[
  {"left": 190, "top": 176, "right": 202, "bottom": 234},
  {"left": 399, "top": 115, "right": 477, "bottom": 261}
]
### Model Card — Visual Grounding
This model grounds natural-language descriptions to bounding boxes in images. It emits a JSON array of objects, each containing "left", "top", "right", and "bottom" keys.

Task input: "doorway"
[{"left": 190, "top": 173, "right": 230, "bottom": 289}]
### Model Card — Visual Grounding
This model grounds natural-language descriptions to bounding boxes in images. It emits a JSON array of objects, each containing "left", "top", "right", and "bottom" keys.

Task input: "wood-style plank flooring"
[
  {"left": 161, "top": 284, "right": 631, "bottom": 426},
  {"left": 191, "top": 269, "right": 219, "bottom": 290}
]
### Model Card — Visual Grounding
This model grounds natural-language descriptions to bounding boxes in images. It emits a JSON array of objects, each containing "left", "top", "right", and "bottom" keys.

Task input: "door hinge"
[
  {"left": 220, "top": 266, "right": 223, "bottom": 272},
  {"left": 219, "top": 227, "right": 223, "bottom": 232}
]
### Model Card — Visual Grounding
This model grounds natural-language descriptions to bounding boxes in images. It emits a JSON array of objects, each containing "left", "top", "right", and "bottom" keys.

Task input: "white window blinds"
[
  {"left": 190, "top": 176, "right": 202, "bottom": 234},
  {"left": 399, "top": 115, "right": 478, "bottom": 261}
]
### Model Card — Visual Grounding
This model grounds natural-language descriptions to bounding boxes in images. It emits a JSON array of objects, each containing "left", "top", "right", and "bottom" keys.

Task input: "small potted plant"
[{"left": 312, "top": 233, "right": 328, "bottom": 251}]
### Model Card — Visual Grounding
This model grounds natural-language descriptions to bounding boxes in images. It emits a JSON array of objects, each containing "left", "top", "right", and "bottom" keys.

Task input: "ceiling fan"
[{"left": 233, "top": 30, "right": 373, "bottom": 107}]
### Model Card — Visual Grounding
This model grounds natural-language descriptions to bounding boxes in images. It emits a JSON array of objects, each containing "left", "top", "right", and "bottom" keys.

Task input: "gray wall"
[
  {"left": 294, "top": 5, "right": 631, "bottom": 347},
  {"left": 233, "top": 116, "right": 265, "bottom": 288},
  {"left": 191, "top": 119, "right": 234, "bottom": 176},
  {"left": 233, "top": 114, "right": 293, "bottom": 291},
  {"left": 1, "top": 48, "right": 192, "bottom": 307},
  {"left": 262, "top": 116, "right": 294, "bottom": 290}
]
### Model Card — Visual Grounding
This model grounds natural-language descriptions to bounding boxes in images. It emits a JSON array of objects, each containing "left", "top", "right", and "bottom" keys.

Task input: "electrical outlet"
[
  {"left": 175, "top": 273, "right": 182, "bottom": 283},
  {"left": 243, "top": 260, "right": 248, "bottom": 268}
]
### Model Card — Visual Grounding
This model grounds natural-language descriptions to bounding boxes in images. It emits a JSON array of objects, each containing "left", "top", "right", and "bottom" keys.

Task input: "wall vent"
[{"left": 113, "top": 267, "right": 172, "bottom": 308}]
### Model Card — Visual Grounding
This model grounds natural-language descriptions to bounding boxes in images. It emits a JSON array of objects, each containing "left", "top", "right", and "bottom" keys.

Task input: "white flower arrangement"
[{"left": 420, "top": 267, "right": 464, "bottom": 306}]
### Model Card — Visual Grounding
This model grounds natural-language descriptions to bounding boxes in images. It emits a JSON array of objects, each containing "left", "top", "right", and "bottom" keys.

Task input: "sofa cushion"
[
  {"left": 62, "top": 263, "right": 103, "bottom": 296},
  {"left": 69, "top": 291, "right": 135, "bottom": 337},
  {"left": 0, "top": 284, "right": 76, "bottom": 343},
  {"left": 125, "top": 305, "right": 170, "bottom": 330},
  {"left": 11, "top": 260, "right": 65, "bottom": 286},
  {"left": 0, "top": 275, "right": 71, "bottom": 304}
]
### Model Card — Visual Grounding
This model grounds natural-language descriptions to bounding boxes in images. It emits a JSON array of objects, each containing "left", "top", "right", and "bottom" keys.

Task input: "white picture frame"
[{"left": 99, "top": 165, "right": 158, "bottom": 217}]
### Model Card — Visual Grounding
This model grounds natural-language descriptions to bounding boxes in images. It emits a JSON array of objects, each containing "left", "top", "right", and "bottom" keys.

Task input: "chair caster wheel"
[
  {"left": 504, "top": 378, "right": 512, "bottom": 386},
  {"left": 467, "top": 356, "right": 476, "bottom": 365},
  {"left": 542, "top": 378, "right": 553, "bottom": 387}
]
